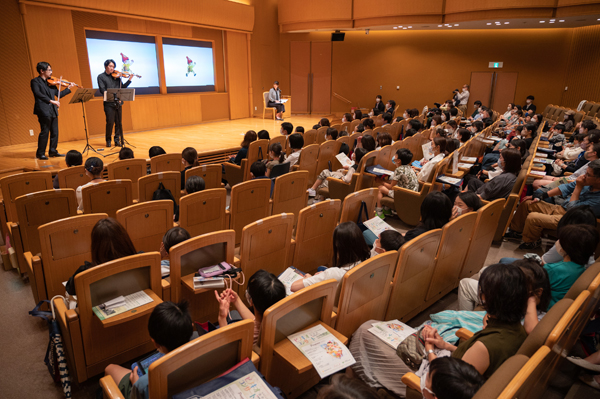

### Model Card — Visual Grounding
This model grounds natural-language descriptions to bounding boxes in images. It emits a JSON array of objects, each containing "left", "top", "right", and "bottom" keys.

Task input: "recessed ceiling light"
[
  {"left": 559, "top": 20, "right": 565, "bottom": 22},
  {"left": 550, "top": 19, "right": 555, "bottom": 22},
  {"left": 540, "top": 21, "right": 545, "bottom": 23},
  {"left": 393, "top": 27, "right": 398, "bottom": 29},
  {"left": 487, "top": 23, "right": 492, "bottom": 25},
  {"left": 549, "top": 21, "right": 555, "bottom": 24},
  {"left": 399, "top": 25, "right": 403, "bottom": 27},
  {"left": 438, "top": 25, "right": 443, "bottom": 27},
  {"left": 454, "top": 24, "right": 459, "bottom": 26},
  {"left": 403, "top": 27, "right": 407, "bottom": 30},
  {"left": 408, "top": 26, "right": 412, "bottom": 28},
  {"left": 505, "top": 22, "right": 509, "bottom": 24}
]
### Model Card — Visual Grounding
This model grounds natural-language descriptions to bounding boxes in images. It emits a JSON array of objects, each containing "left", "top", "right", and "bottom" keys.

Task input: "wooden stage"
[{"left": 0, "top": 115, "right": 327, "bottom": 177}]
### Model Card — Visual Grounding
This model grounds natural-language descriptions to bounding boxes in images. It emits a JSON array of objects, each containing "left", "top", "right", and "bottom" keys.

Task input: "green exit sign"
[{"left": 489, "top": 62, "right": 504, "bottom": 68}]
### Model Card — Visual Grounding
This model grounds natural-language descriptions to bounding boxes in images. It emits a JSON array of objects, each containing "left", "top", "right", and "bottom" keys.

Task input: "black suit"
[
  {"left": 30, "top": 76, "right": 71, "bottom": 157},
  {"left": 372, "top": 101, "right": 385, "bottom": 116}
]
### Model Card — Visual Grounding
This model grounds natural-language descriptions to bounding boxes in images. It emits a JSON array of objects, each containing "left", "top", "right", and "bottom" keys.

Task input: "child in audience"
[
  {"left": 257, "top": 130, "right": 270, "bottom": 140},
  {"left": 76, "top": 157, "right": 105, "bottom": 211},
  {"left": 104, "top": 301, "right": 194, "bottom": 399},
  {"left": 53, "top": 149, "right": 82, "bottom": 188},
  {"left": 118, "top": 147, "right": 134, "bottom": 160},
  {"left": 341, "top": 113, "right": 353, "bottom": 124},
  {"left": 308, "top": 148, "right": 367, "bottom": 198},
  {"left": 174, "top": 176, "right": 205, "bottom": 222},
  {"left": 250, "top": 161, "right": 268, "bottom": 179},
  {"left": 416, "top": 137, "right": 446, "bottom": 183},
  {"left": 148, "top": 146, "right": 166, "bottom": 174},
  {"left": 376, "top": 132, "right": 392, "bottom": 149},
  {"left": 404, "top": 192, "right": 452, "bottom": 241},
  {"left": 295, "top": 126, "right": 305, "bottom": 134},
  {"left": 281, "top": 122, "right": 293, "bottom": 136},
  {"left": 358, "top": 135, "right": 376, "bottom": 153},
  {"left": 370, "top": 230, "right": 405, "bottom": 258},
  {"left": 180, "top": 147, "right": 198, "bottom": 189},
  {"left": 319, "top": 118, "right": 330, "bottom": 127},
  {"left": 376, "top": 148, "right": 418, "bottom": 218},
  {"left": 231, "top": 130, "right": 257, "bottom": 165},
  {"left": 265, "top": 142, "right": 285, "bottom": 177},
  {"left": 290, "top": 222, "right": 370, "bottom": 292},
  {"left": 555, "top": 133, "right": 584, "bottom": 161},
  {"left": 283, "top": 133, "right": 304, "bottom": 167},
  {"left": 326, "top": 128, "right": 339, "bottom": 141},
  {"left": 422, "top": 357, "right": 485, "bottom": 399},
  {"left": 404, "top": 128, "right": 417, "bottom": 138},
  {"left": 214, "top": 270, "right": 286, "bottom": 345},
  {"left": 159, "top": 227, "right": 191, "bottom": 277},
  {"left": 450, "top": 192, "right": 482, "bottom": 220},
  {"left": 317, "top": 375, "right": 379, "bottom": 399}
]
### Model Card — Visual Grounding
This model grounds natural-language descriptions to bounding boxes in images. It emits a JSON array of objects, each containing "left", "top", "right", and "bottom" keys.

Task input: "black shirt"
[
  {"left": 97, "top": 72, "right": 131, "bottom": 102},
  {"left": 30, "top": 76, "right": 71, "bottom": 118},
  {"left": 523, "top": 103, "right": 536, "bottom": 114}
]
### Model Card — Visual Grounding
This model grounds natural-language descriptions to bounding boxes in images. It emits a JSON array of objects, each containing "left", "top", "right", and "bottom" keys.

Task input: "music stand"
[
  {"left": 69, "top": 88, "right": 101, "bottom": 157},
  {"left": 105, "top": 88, "right": 136, "bottom": 151}
]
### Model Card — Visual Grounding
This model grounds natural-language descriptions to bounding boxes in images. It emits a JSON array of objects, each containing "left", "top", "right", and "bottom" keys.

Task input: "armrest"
[
  {"left": 401, "top": 372, "right": 421, "bottom": 391},
  {"left": 54, "top": 297, "right": 86, "bottom": 383},
  {"left": 456, "top": 328, "right": 474, "bottom": 341},
  {"left": 251, "top": 351, "right": 260, "bottom": 367},
  {"left": 100, "top": 376, "right": 125, "bottom": 399},
  {"left": 564, "top": 172, "right": 573, "bottom": 176},
  {"left": 161, "top": 279, "right": 171, "bottom": 302},
  {"left": 292, "top": 165, "right": 299, "bottom": 171},
  {"left": 234, "top": 257, "right": 240, "bottom": 268},
  {"left": 25, "top": 252, "right": 47, "bottom": 304},
  {"left": 0, "top": 200, "right": 7, "bottom": 240}
]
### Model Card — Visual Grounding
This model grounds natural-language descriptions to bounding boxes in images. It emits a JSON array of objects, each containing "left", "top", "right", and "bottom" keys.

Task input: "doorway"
[
  {"left": 468, "top": 72, "right": 518, "bottom": 116},
  {"left": 290, "top": 41, "right": 332, "bottom": 114}
]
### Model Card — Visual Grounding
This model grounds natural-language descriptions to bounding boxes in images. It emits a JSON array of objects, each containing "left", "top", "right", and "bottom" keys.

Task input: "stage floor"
[{"left": 0, "top": 115, "right": 328, "bottom": 176}]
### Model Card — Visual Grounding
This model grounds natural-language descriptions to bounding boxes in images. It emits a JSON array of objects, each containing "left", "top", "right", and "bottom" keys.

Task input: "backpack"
[{"left": 152, "top": 182, "right": 179, "bottom": 216}]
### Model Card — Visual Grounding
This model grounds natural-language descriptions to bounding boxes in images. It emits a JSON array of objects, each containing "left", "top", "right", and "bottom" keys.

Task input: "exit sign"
[{"left": 489, "top": 62, "right": 503, "bottom": 68}]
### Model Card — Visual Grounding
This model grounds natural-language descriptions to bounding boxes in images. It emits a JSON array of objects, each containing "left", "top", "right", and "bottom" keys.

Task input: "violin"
[
  {"left": 112, "top": 70, "right": 142, "bottom": 79},
  {"left": 47, "top": 76, "right": 80, "bottom": 88}
]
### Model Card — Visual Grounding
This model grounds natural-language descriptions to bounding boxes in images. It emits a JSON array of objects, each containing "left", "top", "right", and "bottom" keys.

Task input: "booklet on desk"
[
  {"left": 368, "top": 320, "right": 416, "bottom": 349},
  {"left": 193, "top": 276, "right": 226, "bottom": 289},
  {"left": 366, "top": 165, "right": 394, "bottom": 176},
  {"left": 92, "top": 290, "right": 153, "bottom": 321},
  {"left": 436, "top": 175, "right": 463, "bottom": 187}
]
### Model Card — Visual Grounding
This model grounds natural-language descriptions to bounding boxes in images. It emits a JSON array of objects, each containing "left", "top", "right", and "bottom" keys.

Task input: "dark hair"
[
  {"left": 36, "top": 61, "right": 51, "bottom": 74},
  {"left": 524, "top": 123, "right": 538, "bottom": 137},
  {"left": 250, "top": 160, "right": 266, "bottom": 177},
  {"left": 148, "top": 301, "right": 193, "bottom": 352},
  {"left": 363, "top": 118, "right": 375, "bottom": 130},
  {"left": 257, "top": 130, "right": 270, "bottom": 140},
  {"left": 360, "top": 135, "right": 376, "bottom": 152},
  {"left": 420, "top": 192, "right": 452, "bottom": 231},
  {"left": 559, "top": 225, "right": 599, "bottom": 265},
  {"left": 295, "top": 126, "right": 305, "bottom": 134},
  {"left": 590, "top": 142, "right": 600, "bottom": 159},
  {"left": 149, "top": 146, "right": 166, "bottom": 158},
  {"left": 185, "top": 175, "right": 205, "bottom": 194},
  {"left": 281, "top": 122, "right": 294, "bottom": 135},
  {"left": 516, "top": 110, "right": 524, "bottom": 117},
  {"left": 379, "top": 230, "right": 405, "bottom": 251},
  {"left": 104, "top": 59, "right": 116, "bottom": 68},
  {"left": 333, "top": 222, "right": 370, "bottom": 268},
  {"left": 526, "top": 95, "right": 535, "bottom": 101},
  {"left": 65, "top": 150, "right": 83, "bottom": 167},
  {"left": 445, "top": 137, "right": 458, "bottom": 154},
  {"left": 409, "top": 119, "right": 422, "bottom": 132},
  {"left": 273, "top": 81, "right": 279, "bottom": 85},
  {"left": 472, "top": 121, "right": 484, "bottom": 132},
  {"left": 376, "top": 95, "right": 382, "bottom": 100},
  {"left": 316, "top": 374, "right": 379, "bottom": 399},
  {"left": 514, "top": 104, "right": 522, "bottom": 111},
  {"left": 429, "top": 357, "right": 485, "bottom": 399},
  {"left": 450, "top": 107, "right": 458, "bottom": 117},
  {"left": 410, "top": 108, "right": 420, "bottom": 118},
  {"left": 269, "top": 142, "right": 285, "bottom": 163},
  {"left": 433, "top": 136, "right": 447, "bottom": 154},
  {"left": 382, "top": 113, "right": 393, "bottom": 124},
  {"left": 356, "top": 123, "right": 365, "bottom": 133},
  {"left": 405, "top": 128, "right": 417, "bottom": 138},
  {"left": 182, "top": 147, "right": 198, "bottom": 167},
  {"left": 353, "top": 109, "right": 363, "bottom": 120},
  {"left": 457, "top": 191, "right": 483, "bottom": 211},
  {"left": 447, "top": 120, "right": 458, "bottom": 128},
  {"left": 573, "top": 133, "right": 585, "bottom": 143},
  {"left": 509, "top": 138, "right": 528, "bottom": 158},
  {"left": 478, "top": 263, "right": 528, "bottom": 324},
  {"left": 557, "top": 205, "right": 597, "bottom": 235},
  {"left": 241, "top": 130, "right": 258, "bottom": 148},
  {"left": 327, "top": 128, "right": 339, "bottom": 140},
  {"left": 431, "top": 115, "right": 443, "bottom": 127},
  {"left": 474, "top": 100, "right": 482, "bottom": 106},
  {"left": 353, "top": 147, "right": 367, "bottom": 166},
  {"left": 247, "top": 270, "right": 286, "bottom": 316},
  {"left": 436, "top": 128, "right": 447, "bottom": 138},
  {"left": 377, "top": 132, "right": 392, "bottom": 148},
  {"left": 554, "top": 124, "right": 566, "bottom": 133},
  {"left": 343, "top": 113, "right": 353, "bottom": 122},
  {"left": 588, "top": 159, "right": 600, "bottom": 177},
  {"left": 589, "top": 130, "right": 600, "bottom": 144},
  {"left": 163, "top": 226, "right": 191, "bottom": 253},
  {"left": 500, "top": 148, "right": 522, "bottom": 174},
  {"left": 320, "top": 118, "right": 330, "bottom": 127},
  {"left": 339, "top": 131, "right": 349, "bottom": 137},
  {"left": 91, "top": 218, "right": 136, "bottom": 265},
  {"left": 396, "top": 148, "right": 413, "bottom": 165},
  {"left": 118, "top": 147, "right": 134, "bottom": 160},
  {"left": 513, "top": 259, "right": 551, "bottom": 313},
  {"left": 85, "top": 157, "right": 104, "bottom": 176},
  {"left": 458, "top": 128, "right": 471, "bottom": 143},
  {"left": 289, "top": 133, "right": 304, "bottom": 150},
  {"left": 582, "top": 120, "right": 597, "bottom": 131}
]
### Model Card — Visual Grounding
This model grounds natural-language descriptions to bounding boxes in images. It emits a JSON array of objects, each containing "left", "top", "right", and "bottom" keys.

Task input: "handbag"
[
  {"left": 396, "top": 326, "right": 427, "bottom": 372},
  {"left": 29, "top": 296, "right": 72, "bottom": 398},
  {"left": 356, "top": 201, "right": 378, "bottom": 246}
]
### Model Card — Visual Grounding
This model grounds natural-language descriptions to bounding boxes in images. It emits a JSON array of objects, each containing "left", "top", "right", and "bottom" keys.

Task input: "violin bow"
[{"left": 56, "top": 75, "right": 63, "bottom": 115}]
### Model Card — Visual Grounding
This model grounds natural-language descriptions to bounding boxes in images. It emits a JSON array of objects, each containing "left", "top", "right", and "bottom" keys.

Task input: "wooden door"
[
  {"left": 310, "top": 42, "right": 332, "bottom": 114},
  {"left": 491, "top": 72, "right": 518, "bottom": 112},
  {"left": 468, "top": 72, "right": 494, "bottom": 116},
  {"left": 290, "top": 41, "right": 311, "bottom": 114}
]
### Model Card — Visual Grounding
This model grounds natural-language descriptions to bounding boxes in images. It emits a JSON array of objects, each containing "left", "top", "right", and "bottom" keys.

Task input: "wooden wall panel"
[
  {"left": 179, "top": 95, "right": 203, "bottom": 125},
  {"left": 171, "top": 24, "right": 193, "bottom": 38},
  {"left": 225, "top": 31, "right": 250, "bottom": 119},
  {"left": 129, "top": 97, "right": 159, "bottom": 131},
  {"left": 445, "top": 0, "right": 555, "bottom": 14},
  {"left": 201, "top": 93, "right": 230, "bottom": 121},
  {"left": 353, "top": 0, "right": 443, "bottom": 18},
  {"left": 290, "top": 41, "right": 311, "bottom": 113},
  {"left": 117, "top": 17, "right": 147, "bottom": 33},
  {"left": 561, "top": 25, "right": 600, "bottom": 108},
  {"left": 278, "top": 0, "right": 352, "bottom": 26},
  {"left": 310, "top": 42, "right": 332, "bottom": 114}
]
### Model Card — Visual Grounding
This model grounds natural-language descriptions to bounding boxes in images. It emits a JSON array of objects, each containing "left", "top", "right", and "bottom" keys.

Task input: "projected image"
[
  {"left": 86, "top": 31, "right": 160, "bottom": 95},
  {"left": 163, "top": 38, "right": 215, "bottom": 93}
]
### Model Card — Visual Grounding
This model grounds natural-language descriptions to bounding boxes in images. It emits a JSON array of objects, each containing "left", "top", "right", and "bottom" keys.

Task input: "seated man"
[{"left": 507, "top": 159, "right": 600, "bottom": 249}]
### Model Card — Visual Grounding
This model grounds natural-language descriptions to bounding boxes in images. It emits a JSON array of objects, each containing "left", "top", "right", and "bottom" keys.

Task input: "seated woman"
[
  {"left": 450, "top": 191, "right": 483, "bottom": 220},
  {"left": 421, "top": 357, "right": 485, "bottom": 399},
  {"left": 307, "top": 148, "right": 367, "bottom": 198},
  {"left": 349, "top": 263, "right": 528, "bottom": 397},
  {"left": 76, "top": 157, "right": 106, "bottom": 212},
  {"left": 231, "top": 130, "right": 258, "bottom": 165},
  {"left": 481, "top": 138, "right": 526, "bottom": 170},
  {"left": 375, "top": 148, "right": 419, "bottom": 218},
  {"left": 416, "top": 137, "right": 446, "bottom": 183},
  {"left": 359, "top": 135, "right": 376, "bottom": 153},
  {"left": 159, "top": 226, "right": 191, "bottom": 277},
  {"left": 404, "top": 192, "right": 453, "bottom": 242},
  {"left": 370, "top": 230, "right": 405, "bottom": 258},
  {"left": 352, "top": 108, "right": 363, "bottom": 121},
  {"left": 290, "top": 222, "right": 370, "bottom": 292},
  {"left": 264, "top": 142, "right": 285, "bottom": 177},
  {"left": 65, "top": 218, "right": 137, "bottom": 297},
  {"left": 376, "top": 132, "right": 393, "bottom": 150},
  {"left": 464, "top": 149, "right": 521, "bottom": 201}
]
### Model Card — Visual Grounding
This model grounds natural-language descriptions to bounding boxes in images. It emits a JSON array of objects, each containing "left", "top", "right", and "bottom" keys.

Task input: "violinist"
[
  {"left": 98, "top": 59, "right": 133, "bottom": 147},
  {"left": 31, "top": 61, "right": 74, "bottom": 160}
]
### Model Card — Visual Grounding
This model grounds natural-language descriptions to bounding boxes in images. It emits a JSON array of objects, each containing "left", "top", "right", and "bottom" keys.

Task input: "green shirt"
[
  {"left": 452, "top": 319, "right": 527, "bottom": 379},
  {"left": 544, "top": 260, "right": 586, "bottom": 308}
]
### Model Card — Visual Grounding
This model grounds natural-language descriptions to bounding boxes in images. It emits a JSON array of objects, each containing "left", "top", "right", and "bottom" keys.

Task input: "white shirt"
[
  {"left": 76, "top": 181, "right": 102, "bottom": 211},
  {"left": 284, "top": 150, "right": 301, "bottom": 167},
  {"left": 417, "top": 153, "right": 444, "bottom": 183},
  {"left": 456, "top": 90, "right": 470, "bottom": 105},
  {"left": 302, "top": 261, "right": 360, "bottom": 288}
]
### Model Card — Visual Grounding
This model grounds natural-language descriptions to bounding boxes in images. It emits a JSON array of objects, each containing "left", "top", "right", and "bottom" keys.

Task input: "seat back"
[
  {"left": 471, "top": 353, "right": 535, "bottom": 399},
  {"left": 547, "top": 291, "right": 590, "bottom": 359},
  {"left": 376, "top": 145, "right": 394, "bottom": 170},
  {"left": 564, "top": 262, "right": 600, "bottom": 300},
  {"left": 229, "top": 179, "right": 272, "bottom": 244},
  {"left": 15, "top": 189, "right": 78, "bottom": 256},
  {"left": 57, "top": 166, "right": 90, "bottom": 190},
  {"left": 292, "top": 200, "right": 341, "bottom": 273},
  {"left": 341, "top": 122, "right": 351, "bottom": 132},
  {"left": 148, "top": 319, "right": 255, "bottom": 399},
  {"left": 269, "top": 135, "right": 287, "bottom": 150},
  {"left": 271, "top": 171, "right": 309, "bottom": 225},
  {"left": 116, "top": 200, "right": 173, "bottom": 253},
  {"left": 74, "top": 253, "right": 162, "bottom": 374},
  {"left": 0, "top": 171, "right": 53, "bottom": 222},
  {"left": 392, "top": 182, "right": 432, "bottom": 226},
  {"left": 350, "top": 118, "right": 361, "bottom": 131},
  {"left": 316, "top": 126, "right": 328, "bottom": 144},
  {"left": 494, "top": 346, "right": 553, "bottom": 399},
  {"left": 315, "top": 140, "right": 341, "bottom": 179},
  {"left": 270, "top": 162, "right": 290, "bottom": 179},
  {"left": 138, "top": 172, "right": 181, "bottom": 205},
  {"left": 336, "top": 135, "right": 354, "bottom": 153},
  {"left": 38, "top": 214, "right": 107, "bottom": 302},
  {"left": 356, "top": 150, "right": 379, "bottom": 190},
  {"left": 296, "top": 144, "right": 320, "bottom": 187},
  {"left": 81, "top": 180, "right": 133, "bottom": 218},
  {"left": 184, "top": 164, "right": 223, "bottom": 190},
  {"left": 385, "top": 229, "right": 443, "bottom": 321},
  {"left": 107, "top": 158, "right": 147, "bottom": 200},
  {"left": 179, "top": 188, "right": 227, "bottom": 238},
  {"left": 263, "top": 91, "right": 271, "bottom": 108},
  {"left": 150, "top": 153, "right": 182, "bottom": 174},
  {"left": 335, "top": 251, "right": 398, "bottom": 337},
  {"left": 303, "top": 129, "right": 317, "bottom": 146},
  {"left": 426, "top": 212, "right": 478, "bottom": 304},
  {"left": 239, "top": 214, "right": 294, "bottom": 295},
  {"left": 244, "top": 140, "right": 270, "bottom": 181},
  {"left": 565, "top": 263, "right": 600, "bottom": 338},
  {"left": 459, "top": 198, "right": 505, "bottom": 280},
  {"left": 340, "top": 188, "right": 377, "bottom": 224}
]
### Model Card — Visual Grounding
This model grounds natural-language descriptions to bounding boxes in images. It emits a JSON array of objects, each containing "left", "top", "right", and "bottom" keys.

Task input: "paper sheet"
[
  {"left": 534, "top": 158, "right": 553, "bottom": 164},
  {"left": 280, "top": 99, "right": 288, "bottom": 104},
  {"left": 457, "top": 163, "right": 473, "bottom": 169},
  {"left": 373, "top": 168, "right": 394, "bottom": 176},
  {"left": 461, "top": 157, "right": 477, "bottom": 163},
  {"left": 452, "top": 151, "right": 459, "bottom": 175},
  {"left": 437, "top": 176, "right": 462, "bottom": 185},
  {"left": 363, "top": 216, "right": 395, "bottom": 237},
  {"left": 288, "top": 324, "right": 355, "bottom": 379},
  {"left": 335, "top": 153, "right": 353, "bottom": 168},
  {"left": 422, "top": 143, "right": 433, "bottom": 161},
  {"left": 278, "top": 267, "right": 305, "bottom": 296},
  {"left": 93, "top": 290, "right": 153, "bottom": 321},
  {"left": 529, "top": 170, "right": 547, "bottom": 176},
  {"left": 535, "top": 153, "right": 548, "bottom": 158},
  {"left": 200, "top": 371, "right": 279, "bottom": 399},
  {"left": 368, "top": 320, "right": 417, "bottom": 349}
]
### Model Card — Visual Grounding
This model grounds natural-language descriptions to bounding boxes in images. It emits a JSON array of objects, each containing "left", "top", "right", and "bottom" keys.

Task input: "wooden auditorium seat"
[
  {"left": 318, "top": 152, "right": 370, "bottom": 201},
  {"left": 137, "top": 172, "right": 180, "bottom": 205},
  {"left": 107, "top": 158, "right": 147, "bottom": 200},
  {"left": 293, "top": 143, "right": 319, "bottom": 187},
  {"left": 81, "top": 180, "right": 133, "bottom": 218},
  {"left": 339, "top": 188, "right": 377, "bottom": 224},
  {"left": 336, "top": 135, "right": 354, "bottom": 152},
  {"left": 116, "top": 200, "right": 174, "bottom": 253},
  {"left": 223, "top": 139, "right": 269, "bottom": 187},
  {"left": 150, "top": 153, "right": 182, "bottom": 174},
  {"left": 178, "top": 188, "right": 227, "bottom": 238},
  {"left": 314, "top": 140, "right": 341, "bottom": 181},
  {"left": 270, "top": 171, "right": 309, "bottom": 225},
  {"left": 316, "top": 126, "right": 328, "bottom": 144},
  {"left": 56, "top": 166, "right": 90, "bottom": 190},
  {"left": 185, "top": 164, "right": 223, "bottom": 190},
  {"left": 269, "top": 135, "right": 287, "bottom": 150},
  {"left": 227, "top": 179, "right": 272, "bottom": 245},
  {"left": 303, "top": 129, "right": 317, "bottom": 146}
]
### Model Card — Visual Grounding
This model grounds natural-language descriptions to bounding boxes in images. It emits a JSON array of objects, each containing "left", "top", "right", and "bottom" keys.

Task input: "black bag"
[
  {"left": 65, "top": 261, "right": 93, "bottom": 295},
  {"left": 152, "top": 182, "right": 179, "bottom": 216},
  {"left": 357, "top": 201, "right": 378, "bottom": 246}
]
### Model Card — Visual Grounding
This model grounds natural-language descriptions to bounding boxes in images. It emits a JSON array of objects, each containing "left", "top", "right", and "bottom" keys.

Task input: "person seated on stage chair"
[
  {"left": 283, "top": 133, "right": 304, "bottom": 167},
  {"left": 295, "top": 126, "right": 305, "bottom": 134},
  {"left": 53, "top": 150, "right": 82, "bottom": 189},
  {"left": 180, "top": 147, "right": 198, "bottom": 190},
  {"left": 264, "top": 143, "right": 285, "bottom": 178},
  {"left": 326, "top": 128, "right": 339, "bottom": 141},
  {"left": 257, "top": 130, "right": 270, "bottom": 140},
  {"left": 339, "top": 130, "right": 349, "bottom": 137},
  {"left": 104, "top": 301, "right": 194, "bottom": 399},
  {"left": 118, "top": 147, "right": 134, "bottom": 160},
  {"left": 159, "top": 226, "right": 191, "bottom": 277},
  {"left": 268, "top": 81, "right": 286, "bottom": 121},
  {"left": 280, "top": 122, "right": 293, "bottom": 137},
  {"left": 76, "top": 157, "right": 106, "bottom": 211},
  {"left": 230, "top": 130, "right": 257, "bottom": 165},
  {"left": 370, "top": 230, "right": 405, "bottom": 258}
]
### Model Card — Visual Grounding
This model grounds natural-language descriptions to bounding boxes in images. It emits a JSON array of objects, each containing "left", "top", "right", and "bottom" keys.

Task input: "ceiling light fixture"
[
  {"left": 487, "top": 23, "right": 492, "bottom": 25},
  {"left": 504, "top": 22, "right": 509, "bottom": 24},
  {"left": 454, "top": 24, "right": 459, "bottom": 26},
  {"left": 559, "top": 20, "right": 565, "bottom": 22},
  {"left": 393, "top": 27, "right": 398, "bottom": 29},
  {"left": 403, "top": 27, "right": 407, "bottom": 30},
  {"left": 550, "top": 21, "right": 555, "bottom": 24},
  {"left": 540, "top": 21, "right": 545, "bottom": 23},
  {"left": 438, "top": 24, "right": 443, "bottom": 27},
  {"left": 408, "top": 26, "right": 412, "bottom": 28}
]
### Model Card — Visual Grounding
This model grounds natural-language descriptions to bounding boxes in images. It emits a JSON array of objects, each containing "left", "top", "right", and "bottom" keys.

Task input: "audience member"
[
  {"left": 465, "top": 148, "right": 521, "bottom": 200},
  {"left": 423, "top": 357, "right": 486, "bottom": 399},
  {"left": 76, "top": 157, "right": 105, "bottom": 211},
  {"left": 450, "top": 191, "right": 483, "bottom": 220},
  {"left": 370, "top": 230, "right": 405, "bottom": 258},
  {"left": 53, "top": 149, "right": 82, "bottom": 188},
  {"left": 295, "top": 126, "right": 305, "bottom": 134},
  {"left": 417, "top": 137, "right": 446, "bottom": 183},
  {"left": 372, "top": 95, "right": 385, "bottom": 116},
  {"left": 404, "top": 192, "right": 452, "bottom": 241},
  {"left": 180, "top": 147, "right": 198, "bottom": 189},
  {"left": 326, "top": 128, "right": 339, "bottom": 141},
  {"left": 376, "top": 148, "right": 418, "bottom": 217},
  {"left": 281, "top": 122, "right": 293, "bottom": 136},
  {"left": 283, "top": 133, "right": 303, "bottom": 167},
  {"left": 376, "top": 131, "right": 392, "bottom": 149},
  {"left": 159, "top": 227, "right": 191, "bottom": 277},
  {"left": 308, "top": 148, "right": 367, "bottom": 198},
  {"left": 250, "top": 160, "right": 267, "bottom": 179},
  {"left": 118, "top": 147, "right": 134, "bottom": 160},
  {"left": 265, "top": 142, "right": 285, "bottom": 177},
  {"left": 231, "top": 130, "right": 257, "bottom": 165},
  {"left": 257, "top": 130, "right": 270, "bottom": 140}
]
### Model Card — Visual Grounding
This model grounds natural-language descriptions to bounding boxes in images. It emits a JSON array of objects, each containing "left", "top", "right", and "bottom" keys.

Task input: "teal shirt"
[{"left": 544, "top": 260, "right": 586, "bottom": 308}]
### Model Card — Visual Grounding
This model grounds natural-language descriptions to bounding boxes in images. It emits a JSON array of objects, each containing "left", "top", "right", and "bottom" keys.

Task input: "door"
[
  {"left": 469, "top": 71, "right": 518, "bottom": 116},
  {"left": 468, "top": 72, "right": 494, "bottom": 116},
  {"left": 491, "top": 72, "right": 518, "bottom": 113},
  {"left": 290, "top": 41, "right": 332, "bottom": 114},
  {"left": 290, "top": 41, "right": 310, "bottom": 114}
]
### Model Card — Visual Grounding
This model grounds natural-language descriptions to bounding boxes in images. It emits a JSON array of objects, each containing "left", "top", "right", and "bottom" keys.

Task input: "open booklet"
[
  {"left": 92, "top": 290, "right": 153, "bottom": 321},
  {"left": 288, "top": 324, "right": 356, "bottom": 379},
  {"left": 335, "top": 152, "right": 353, "bottom": 168},
  {"left": 194, "top": 371, "right": 280, "bottom": 399},
  {"left": 368, "top": 320, "right": 416, "bottom": 349},
  {"left": 362, "top": 216, "right": 395, "bottom": 237},
  {"left": 278, "top": 267, "right": 306, "bottom": 296}
]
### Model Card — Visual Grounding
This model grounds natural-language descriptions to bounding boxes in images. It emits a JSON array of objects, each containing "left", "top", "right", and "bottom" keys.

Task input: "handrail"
[{"left": 332, "top": 92, "right": 352, "bottom": 104}]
